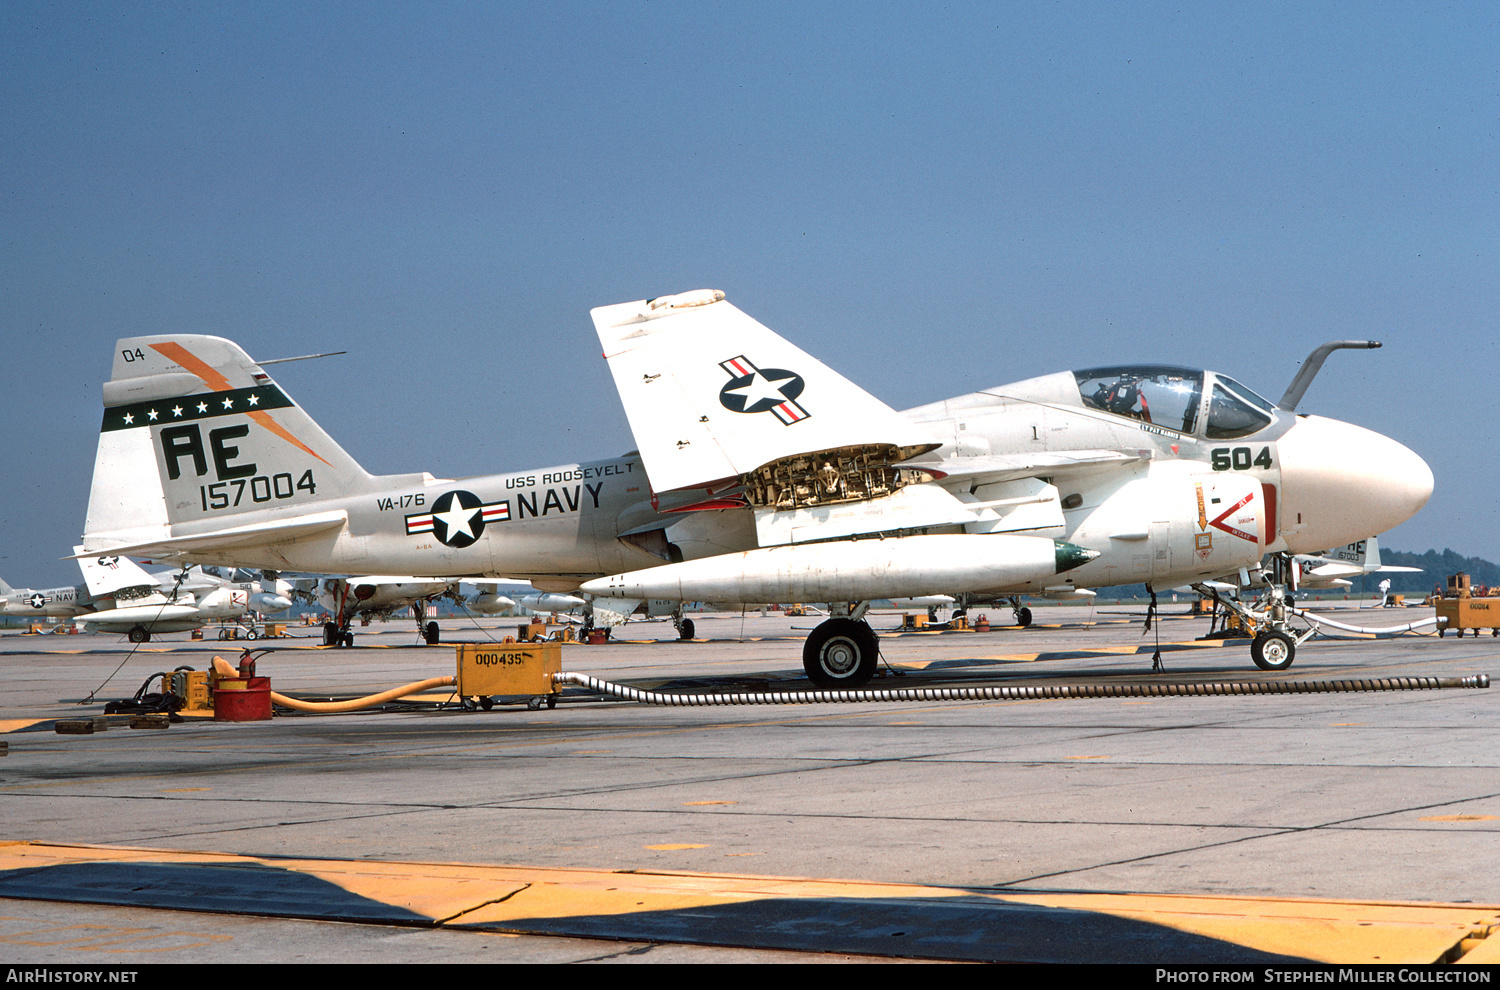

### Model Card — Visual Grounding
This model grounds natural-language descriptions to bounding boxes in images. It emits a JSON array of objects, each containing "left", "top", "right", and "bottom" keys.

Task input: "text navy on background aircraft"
[{"left": 77, "top": 291, "right": 1432, "bottom": 684}]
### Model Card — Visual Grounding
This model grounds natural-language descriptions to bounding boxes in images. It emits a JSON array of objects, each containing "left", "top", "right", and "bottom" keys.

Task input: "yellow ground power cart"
[
  {"left": 1434, "top": 572, "right": 1500, "bottom": 637},
  {"left": 455, "top": 642, "right": 561, "bottom": 710},
  {"left": 1435, "top": 597, "right": 1500, "bottom": 637}
]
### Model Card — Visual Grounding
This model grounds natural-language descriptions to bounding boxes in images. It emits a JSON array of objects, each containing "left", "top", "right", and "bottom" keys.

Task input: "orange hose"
[{"left": 211, "top": 655, "right": 457, "bottom": 713}]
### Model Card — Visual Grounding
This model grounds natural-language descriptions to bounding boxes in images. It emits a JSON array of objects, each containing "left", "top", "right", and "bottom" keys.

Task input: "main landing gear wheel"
[
  {"left": 678, "top": 618, "right": 695, "bottom": 641},
  {"left": 323, "top": 622, "right": 339, "bottom": 647},
  {"left": 1251, "top": 630, "right": 1296, "bottom": 671},
  {"left": 128, "top": 626, "right": 150, "bottom": 644},
  {"left": 1015, "top": 606, "right": 1033, "bottom": 628},
  {"left": 424, "top": 621, "right": 440, "bottom": 645},
  {"left": 802, "top": 618, "right": 879, "bottom": 688}
]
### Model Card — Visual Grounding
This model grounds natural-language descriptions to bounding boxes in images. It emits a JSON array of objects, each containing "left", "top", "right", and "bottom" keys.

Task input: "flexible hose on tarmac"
[
  {"left": 1287, "top": 608, "right": 1442, "bottom": 637},
  {"left": 211, "top": 656, "right": 456, "bottom": 712},
  {"left": 268, "top": 676, "right": 458, "bottom": 712},
  {"left": 551, "top": 671, "right": 1488, "bottom": 707}
]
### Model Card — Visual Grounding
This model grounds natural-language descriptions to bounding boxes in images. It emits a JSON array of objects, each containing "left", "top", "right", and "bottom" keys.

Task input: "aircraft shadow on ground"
[
  {"left": 0, "top": 860, "right": 429, "bottom": 925},
  {"left": 0, "top": 860, "right": 1317, "bottom": 962}
]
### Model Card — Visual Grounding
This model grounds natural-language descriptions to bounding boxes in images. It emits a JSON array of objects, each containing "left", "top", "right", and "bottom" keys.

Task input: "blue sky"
[{"left": 3, "top": 2, "right": 1495, "bottom": 588}]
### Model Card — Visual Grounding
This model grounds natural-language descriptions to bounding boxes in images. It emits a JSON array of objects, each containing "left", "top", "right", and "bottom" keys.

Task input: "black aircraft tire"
[
  {"left": 802, "top": 618, "right": 879, "bottom": 688},
  {"left": 323, "top": 623, "right": 338, "bottom": 647},
  {"left": 1251, "top": 630, "right": 1296, "bottom": 671},
  {"left": 128, "top": 626, "right": 149, "bottom": 644},
  {"left": 679, "top": 618, "right": 695, "bottom": 641},
  {"left": 1016, "top": 607, "right": 1033, "bottom": 628},
  {"left": 425, "top": 621, "right": 440, "bottom": 645}
]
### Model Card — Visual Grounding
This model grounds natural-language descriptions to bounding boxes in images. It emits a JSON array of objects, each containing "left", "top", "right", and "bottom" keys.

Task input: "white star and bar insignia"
[
  {"left": 405, "top": 490, "right": 510, "bottom": 548},
  {"left": 718, "top": 355, "right": 809, "bottom": 425}
]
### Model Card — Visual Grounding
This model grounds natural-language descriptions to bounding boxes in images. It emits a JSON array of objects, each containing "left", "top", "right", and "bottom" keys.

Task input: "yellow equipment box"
[
  {"left": 1435, "top": 597, "right": 1500, "bottom": 637},
  {"left": 170, "top": 669, "right": 212, "bottom": 711},
  {"left": 456, "top": 642, "right": 561, "bottom": 698}
]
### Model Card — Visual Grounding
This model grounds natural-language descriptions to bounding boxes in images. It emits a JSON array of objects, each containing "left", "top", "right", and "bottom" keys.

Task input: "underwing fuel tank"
[{"left": 580, "top": 534, "right": 1098, "bottom": 603}]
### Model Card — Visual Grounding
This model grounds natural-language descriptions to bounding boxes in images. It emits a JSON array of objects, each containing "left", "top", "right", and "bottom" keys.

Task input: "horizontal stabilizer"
[
  {"left": 75, "top": 510, "right": 348, "bottom": 563},
  {"left": 592, "top": 291, "right": 939, "bottom": 494}
]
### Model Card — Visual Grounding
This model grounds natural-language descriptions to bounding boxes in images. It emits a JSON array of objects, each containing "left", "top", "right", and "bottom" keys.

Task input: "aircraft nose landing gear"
[
  {"left": 1251, "top": 629, "right": 1296, "bottom": 671},
  {"left": 1198, "top": 557, "right": 1313, "bottom": 673}
]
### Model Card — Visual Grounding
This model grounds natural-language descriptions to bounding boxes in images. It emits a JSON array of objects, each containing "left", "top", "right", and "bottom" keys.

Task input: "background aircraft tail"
[
  {"left": 74, "top": 547, "right": 156, "bottom": 597},
  {"left": 83, "top": 335, "right": 376, "bottom": 553}
]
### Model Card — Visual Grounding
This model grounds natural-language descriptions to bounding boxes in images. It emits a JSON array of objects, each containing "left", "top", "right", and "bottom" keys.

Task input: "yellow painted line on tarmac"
[
  {"left": 995, "top": 889, "right": 1500, "bottom": 964},
  {"left": 0, "top": 719, "right": 50, "bottom": 733},
  {"left": 1, "top": 842, "right": 1495, "bottom": 963}
]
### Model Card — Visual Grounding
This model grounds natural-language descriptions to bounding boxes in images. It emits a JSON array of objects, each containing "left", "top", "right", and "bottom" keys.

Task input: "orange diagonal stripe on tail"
[{"left": 150, "top": 341, "right": 332, "bottom": 467}]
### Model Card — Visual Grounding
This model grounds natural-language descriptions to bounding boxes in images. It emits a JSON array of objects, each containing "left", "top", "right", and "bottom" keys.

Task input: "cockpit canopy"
[{"left": 1074, "top": 365, "right": 1278, "bottom": 439}]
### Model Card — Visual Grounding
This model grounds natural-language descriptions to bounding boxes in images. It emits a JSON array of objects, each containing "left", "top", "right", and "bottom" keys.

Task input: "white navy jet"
[
  {"left": 0, "top": 575, "right": 91, "bottom": 619},
  {"left": 2, "top": 553, "right": 249, "bottom": 642},
  {"left": 77, "top": 291, "right": 1431, "bottom": 682},
  {"left": 1293, "top": 536, "right": 1422, "bottom": 591}
]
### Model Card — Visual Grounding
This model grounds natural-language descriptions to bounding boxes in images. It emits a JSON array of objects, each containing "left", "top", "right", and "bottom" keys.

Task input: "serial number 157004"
[{"left": 200, "top": 470, "right": 316, "bottom": 510}]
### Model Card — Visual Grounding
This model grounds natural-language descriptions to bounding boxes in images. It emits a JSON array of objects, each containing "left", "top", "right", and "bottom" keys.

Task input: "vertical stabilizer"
[
  {"left": 84, "top": 336, "right": 374, "bottom": 552},
  {"left": 75, "top": 547, "right": 156, "bottom": 597}
]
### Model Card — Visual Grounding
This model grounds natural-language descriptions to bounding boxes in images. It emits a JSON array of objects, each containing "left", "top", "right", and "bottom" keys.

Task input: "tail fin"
[
  {"left": 83, "top": 335, "right": 375, "bottom": 554},
  {"left": 74, "top": 546, "right": 155, "bottom": 597},
  {"left": 1324, "top": 540, "right": 1370, "bottom": 568}
]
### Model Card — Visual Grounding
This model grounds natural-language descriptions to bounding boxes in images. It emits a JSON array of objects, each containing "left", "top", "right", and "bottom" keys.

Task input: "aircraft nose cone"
[{"left": 1277, "top": 416, "right": 1433, "bottom": 552}]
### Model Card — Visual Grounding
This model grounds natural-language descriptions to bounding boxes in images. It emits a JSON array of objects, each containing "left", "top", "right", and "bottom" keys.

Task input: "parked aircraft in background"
[
  {"left": 152, "top": 564, "right": 295, "bottom": 615},
  {"left": 1293, "top": 536, "right": 1422, "bottom": 591},
  {"left": 77, "top": 291, "right": 1431, "bottom": 682},
  {"left": 4, "top": 555, "right": 251, "bottom": 642},
  {"left": 299, "top": 576, "right": 461, "bottom": 647},
  {"left": 0, "top": 574, "right": 91, "bottom": 619},
  {"left": 465, "top": 582, "right": 587, "bottom": 617}
]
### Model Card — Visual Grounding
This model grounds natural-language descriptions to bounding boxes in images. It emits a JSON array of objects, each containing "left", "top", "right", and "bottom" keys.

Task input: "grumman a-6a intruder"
[{"left": 78, "top": 291, "right": 1432, "bottom": 685}]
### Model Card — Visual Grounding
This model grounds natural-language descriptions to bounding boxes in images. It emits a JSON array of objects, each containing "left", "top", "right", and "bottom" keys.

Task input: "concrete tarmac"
[{"left": 1, "top": 604, "right": 1496, "bottom": 964}]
